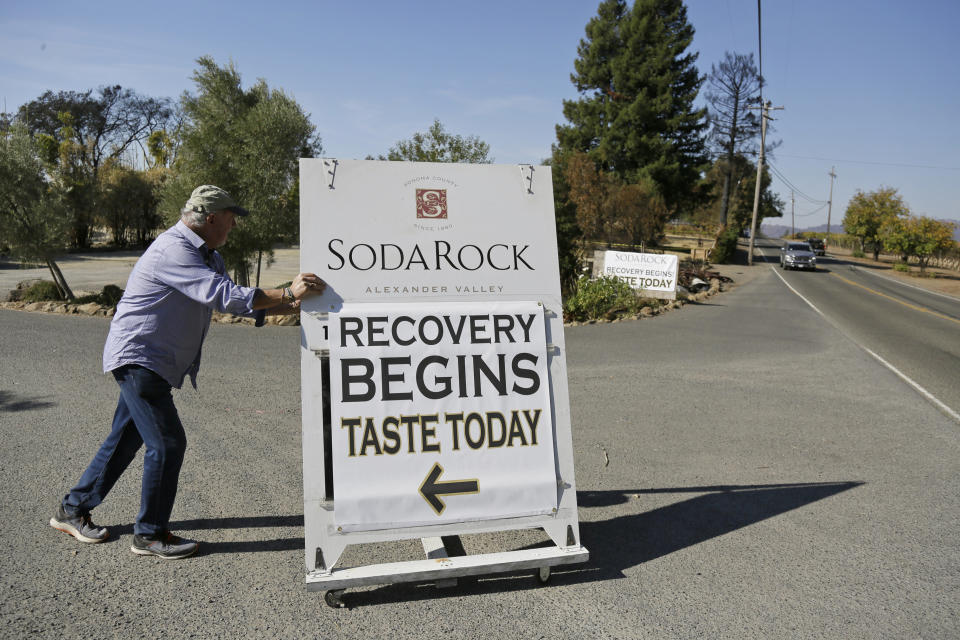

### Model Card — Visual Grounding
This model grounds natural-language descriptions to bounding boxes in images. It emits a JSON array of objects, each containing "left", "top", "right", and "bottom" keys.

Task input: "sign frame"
[{"left": 298, "top": 159, "right": 587, "bottom": 595}]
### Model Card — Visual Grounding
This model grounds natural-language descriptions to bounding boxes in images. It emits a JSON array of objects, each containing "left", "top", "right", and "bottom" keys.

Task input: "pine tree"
[{"left": 556, "top": 0, "right": 707, "bottom": 213}]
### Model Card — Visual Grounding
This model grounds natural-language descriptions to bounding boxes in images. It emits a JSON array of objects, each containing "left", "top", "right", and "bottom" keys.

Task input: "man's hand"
[
  {"left": 252, "top": 273, "right": 327, "bottom": 311},
  {"left": 291, "top": 273, "right": 326, "bottom": 299}
]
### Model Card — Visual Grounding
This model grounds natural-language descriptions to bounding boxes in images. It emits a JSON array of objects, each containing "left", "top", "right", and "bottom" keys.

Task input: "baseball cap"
[{"left": 185, "top": 185, "right": 249, "bottom": 216}]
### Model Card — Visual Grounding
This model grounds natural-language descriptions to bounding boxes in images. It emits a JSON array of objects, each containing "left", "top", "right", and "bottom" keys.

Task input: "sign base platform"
[{"left": 306, "top": 540, "right": 588, "bottom": 592}]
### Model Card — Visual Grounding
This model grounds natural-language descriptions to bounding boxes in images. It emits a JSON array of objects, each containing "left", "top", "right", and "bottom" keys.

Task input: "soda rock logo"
[{"left": 416, "top": 189, "right": 447, "bottom": 219}]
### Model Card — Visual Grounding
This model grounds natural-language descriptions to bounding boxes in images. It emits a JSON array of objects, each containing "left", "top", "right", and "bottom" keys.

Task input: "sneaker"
[
  {"left": 49, "top": 505, "right": 109, "bottom": 544},
  {"left": 130, "top": 532, "right": 198, "bottom": 560}
]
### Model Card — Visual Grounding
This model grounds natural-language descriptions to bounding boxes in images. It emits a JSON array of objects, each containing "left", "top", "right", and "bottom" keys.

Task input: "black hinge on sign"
[{"left": 324, "top": 159, "right": 338, "bottom": 189}]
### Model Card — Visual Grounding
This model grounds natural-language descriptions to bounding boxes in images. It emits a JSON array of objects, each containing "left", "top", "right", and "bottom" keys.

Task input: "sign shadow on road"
[
  {"left": 328, "top": 481, "right": 862, "bottom": 608},
  {"left": 577, "top": 481, "right": 864, "bottom": 578}
]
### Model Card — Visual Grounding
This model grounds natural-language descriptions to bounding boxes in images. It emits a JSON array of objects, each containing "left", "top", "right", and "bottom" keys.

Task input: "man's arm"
[{"left": 252, "top": 272, "right": 326, "bottom": 310}]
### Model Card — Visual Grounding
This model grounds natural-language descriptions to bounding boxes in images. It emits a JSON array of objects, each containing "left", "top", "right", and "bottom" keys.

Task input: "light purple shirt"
[{"left": 103, "top": 221, "right": 265, "bottom": 389}]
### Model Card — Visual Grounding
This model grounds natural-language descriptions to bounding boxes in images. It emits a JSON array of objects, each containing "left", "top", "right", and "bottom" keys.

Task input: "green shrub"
[
  {"left": 710, "top": 226, "right": 741, "bottom": 264},
  {"left": 21, "top": 280, "right": 63, "bottom": 302},
  {"left": 564, "top": 275, "right": 657, "bottom": 322},
  {"left": 74, "top": 285, "right": 125, "bottom": 308},
  {"left": 851, "top": 249, "right": 865, "bottom": 258},
  {"left": 99, "top": 285, "right": 124, "bottom": 307},
  {"left": 892, "top": 263, "right": 910, "bottom": 273}
]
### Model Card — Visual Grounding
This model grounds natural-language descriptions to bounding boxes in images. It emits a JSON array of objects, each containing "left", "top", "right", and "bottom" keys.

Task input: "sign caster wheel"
[
  {"left": 536, "top": 566, "right": 551, "bottom": 584},
  {"left": 324, "top": 589, "right": 346, "bottom": 609}
]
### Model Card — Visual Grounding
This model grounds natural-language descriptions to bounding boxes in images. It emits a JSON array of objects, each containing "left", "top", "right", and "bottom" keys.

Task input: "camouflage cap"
[{"left": 185, "top": 185, "right": 249, "bottom": 216}]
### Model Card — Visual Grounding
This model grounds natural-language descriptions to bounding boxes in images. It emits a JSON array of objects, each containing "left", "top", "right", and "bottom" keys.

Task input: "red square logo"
[{"left": 416, "top": 189, "right": 447, "bottom": 219}]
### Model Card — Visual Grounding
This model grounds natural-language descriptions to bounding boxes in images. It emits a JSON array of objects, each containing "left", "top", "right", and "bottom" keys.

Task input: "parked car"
[
  {"left": 806, "top": 238, "right": 825, "bottom": 255},
  {"left": 780, "top": 242, "right": 817, "bottom": 270}
]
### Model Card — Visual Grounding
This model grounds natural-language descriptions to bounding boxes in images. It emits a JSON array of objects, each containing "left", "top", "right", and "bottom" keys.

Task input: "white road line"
[
  {"left": 770, "top": 266, "right": 960, "bottom": 425},
  {"left": 751, "top": 243, "right": 772, "bottom": 264},
  {"left": 849, "top": 264, "right": 960, "bottom": 303}
]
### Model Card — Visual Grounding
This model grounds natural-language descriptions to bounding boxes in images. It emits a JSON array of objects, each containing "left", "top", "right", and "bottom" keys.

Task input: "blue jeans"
[{"left": 63, "top": 365, "right": 186, "bottom": 537}]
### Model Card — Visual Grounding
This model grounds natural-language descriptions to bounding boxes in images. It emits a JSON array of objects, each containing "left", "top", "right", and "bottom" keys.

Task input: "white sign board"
[
  {"left": 603, "top": 250, "right": 679, "bottom": 300},
  {"left": 299, "top": 160, "right": 580, "bottom": 554},
  {"left": 299, "top": 161, "right": 561, "bottom": 314},
  {"left": 328, "top": 301, "right": 556, "bottom": 531}
]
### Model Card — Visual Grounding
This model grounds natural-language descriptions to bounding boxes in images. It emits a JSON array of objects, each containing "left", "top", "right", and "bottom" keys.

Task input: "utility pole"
[
  {"left": 747, "top": 100, "right": 784, "bottom": 265},
  {"left": 791, "top": 191, "right": 795, "bottom": 238},
  {"left": 826, "top": 167, "right": 837, "bottom": 250}
]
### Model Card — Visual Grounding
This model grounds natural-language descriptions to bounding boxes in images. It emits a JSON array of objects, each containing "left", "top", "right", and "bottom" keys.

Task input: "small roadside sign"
[{"left": 603, "top": 250, "right": 679, "bottom": 300}]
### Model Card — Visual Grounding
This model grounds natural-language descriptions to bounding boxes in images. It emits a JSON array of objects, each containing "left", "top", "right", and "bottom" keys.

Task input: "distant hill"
[
  {"left": 761, "top": 220, "right": 960, "bottom": 241},
  {"left": 759, "top": 223, "right": 790, "bottom": 238}
]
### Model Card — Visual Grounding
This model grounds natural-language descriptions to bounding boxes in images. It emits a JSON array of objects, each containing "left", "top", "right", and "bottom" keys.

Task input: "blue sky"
[{"left": 2, "top": 1, "right": 957, "bottom": 229}]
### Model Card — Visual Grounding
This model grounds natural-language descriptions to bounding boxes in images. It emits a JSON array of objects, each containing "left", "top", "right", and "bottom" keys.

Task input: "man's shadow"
[
  {"left": 0, "top": 390, "right": 56, "bottom": 412},
  {"left": 108, "top": 515, "right": 304, "bottom": 554}
]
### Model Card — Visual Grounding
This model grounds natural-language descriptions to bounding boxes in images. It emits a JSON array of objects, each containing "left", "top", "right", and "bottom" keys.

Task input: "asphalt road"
[
  {"left": 754, "top": 237, "right": 960, "bottom": 420},
  {"left": 1, "top": 262, "right": 957, "bottom": 638}
]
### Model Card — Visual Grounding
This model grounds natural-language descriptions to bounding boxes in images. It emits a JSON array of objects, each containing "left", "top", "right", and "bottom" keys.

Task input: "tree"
[
  {"left": 555, "top": 0, "right": 708, "bottom": 213},
  {"left": 98, "top": 162, "right": 160, "bottom": 248},
  {"left": 0, "top": 124, "right": 75, "bottom": 298},
  {"left": 705, "top": 52, "right": 762, "bottom": 226},
  {"left": 18, "top": 86, "right": 173, "bottom": 171},
  {"left": 883, "top": 215, "right": 956, "bottom": 273},
  {"left": 563, "top": 151, "right": 667, "bottom": 250},
  {"left": 843, "top": 187, "right": 908, "bottom": 260},
  {"left": 167, "top": 57, "right": 322, "bottom": 286},
  {"left": 691, "top": 154, "right": 781, "bottom": 232},
  {"left": 36, "top": 112, "right": 97, "bottom": 249},
  {"left": 134, "top": 168, "right": 169, "bottom": 247},
  {"left": 378, "top": 119, "right": 491, "bottom": 163},
  {"left": 729, "top": 162, "right": 782, "bottom": 231},
  {"left": 605, "top": 178, "right": 667, "bottom": 251},
  {"left": 17, "top": 86, "right": 173, "bottom": 247},
  {"left": 564, "top": 151, "right": 608, "bottom": 244},
  {"left": 547, "top": 156, "right": 583, "bottom": 297}
]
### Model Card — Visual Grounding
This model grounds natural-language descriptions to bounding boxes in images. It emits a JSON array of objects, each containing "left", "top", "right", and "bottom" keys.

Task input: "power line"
[
  {"left": 774, "top": 154, "right": 960, "bottom": 171},
  {"left": 767, "top": 161, "right": 828, "bottom": 205},
  {"left": 768, "top": 163, "right": 824, "bottom": 203},
  {"left": 769, "top": 165, "right": 825, "bottom": 205},
  {"left": 795, "top": 202, "right": 828, "bottom": 218}
]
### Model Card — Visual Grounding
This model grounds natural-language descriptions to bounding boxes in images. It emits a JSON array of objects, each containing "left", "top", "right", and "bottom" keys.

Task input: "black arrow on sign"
[{"left": 418, "top": 463, "right": 480, "bottom": 515}]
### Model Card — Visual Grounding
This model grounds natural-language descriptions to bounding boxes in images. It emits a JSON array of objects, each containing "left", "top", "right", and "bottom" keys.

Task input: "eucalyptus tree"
[{"left": 17, "top": 86, "right": 172, "bottom": 247}]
